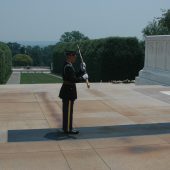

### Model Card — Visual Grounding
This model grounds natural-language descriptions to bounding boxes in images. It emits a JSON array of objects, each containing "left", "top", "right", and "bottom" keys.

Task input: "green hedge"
[
  {"left": 0, "top": 42, "right": 12, "bottom": 84},
  {"left": 53, "top": 37, "right": 144, "bottom": 82}
]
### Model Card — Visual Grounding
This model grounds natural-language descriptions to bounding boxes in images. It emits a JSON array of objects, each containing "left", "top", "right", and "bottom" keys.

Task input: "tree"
[
  {"left": 25, "top": 46, "right": 42, "bottom": 66},
  {"left": 142, "top": 20, "right": 168, "bottom": 36},
  {"left": 8, "top": 42, "right": 54, "bottom": 67},
  {"left": 20, "top": 46, "right": 26, "bottom": 54},
  {"left": 7, "top": 42, "right": 21, "bottom": 56},
  {"left": 41, "top": 45, "right": 54, "bottom": 66},
  {"left": 60, "top": 31, "right": 89, "bottom": 43},
  {"left": 142, "top": 9, "right": 170, "bottom": 36},
  {"left": 13, "top": 54, "right": 33, "bottom": 66},
  {"left": 159, "top": 9, "right": 170, "bottom": 32},
  {"left": 0, "top": 42, "right": 12, "bottom": 84}
]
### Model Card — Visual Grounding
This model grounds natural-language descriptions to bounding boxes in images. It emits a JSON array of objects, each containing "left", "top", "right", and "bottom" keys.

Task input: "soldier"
[{"left": 59, "top": 50, "right": 88, "bottom": 134}]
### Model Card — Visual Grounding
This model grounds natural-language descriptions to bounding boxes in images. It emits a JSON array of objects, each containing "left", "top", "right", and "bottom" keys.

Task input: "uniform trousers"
[{"left": 62, "top": 99, "right": 74, "bottom": 132}]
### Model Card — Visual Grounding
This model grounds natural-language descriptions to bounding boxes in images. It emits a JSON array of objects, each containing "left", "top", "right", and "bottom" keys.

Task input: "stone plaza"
[{"left": 0, "top": 83, "right": 169, "bottom": 170}]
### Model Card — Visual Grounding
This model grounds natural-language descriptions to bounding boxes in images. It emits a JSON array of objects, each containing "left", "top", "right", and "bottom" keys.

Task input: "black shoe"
[
  {"left": 62, "top": 130, "right": 69, "bottom": 134},
  {"left": 68, "top": 129, "right": 79, "bottom": 134}
]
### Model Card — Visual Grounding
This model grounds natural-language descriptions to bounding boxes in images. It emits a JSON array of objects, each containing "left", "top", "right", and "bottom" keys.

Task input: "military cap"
[{"left": 65, "top": 50, "right": 77, "bottom": 56}]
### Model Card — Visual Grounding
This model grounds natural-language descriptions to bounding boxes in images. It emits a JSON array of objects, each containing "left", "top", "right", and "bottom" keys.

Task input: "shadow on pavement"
[{"left": 8, "top": 122, "right": 170, "bottom": 142}]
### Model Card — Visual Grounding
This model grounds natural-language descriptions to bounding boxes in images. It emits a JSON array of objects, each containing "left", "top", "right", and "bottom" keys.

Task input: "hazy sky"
[{"left": 0, "top": 0, "right": 170, "bottom": 42}]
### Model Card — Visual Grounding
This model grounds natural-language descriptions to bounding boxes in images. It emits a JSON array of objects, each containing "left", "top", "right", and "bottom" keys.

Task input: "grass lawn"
[{"left": 20, "top": 73, "right": 63, "bottom": 84}]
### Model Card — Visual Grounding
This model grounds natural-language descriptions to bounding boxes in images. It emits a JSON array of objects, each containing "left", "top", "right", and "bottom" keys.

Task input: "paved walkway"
[
  {"left": 7, "top": 72, "right": 20, "bottom": 84},
  {"left": 0, "top": 83, "right": 169, "bottom": 169},
  {"left": 13, "top": 67, "right": 51, "bottom": 73}
]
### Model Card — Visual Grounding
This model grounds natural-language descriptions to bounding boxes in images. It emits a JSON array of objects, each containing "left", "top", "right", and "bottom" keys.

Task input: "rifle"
[{"left": 77, "top": 44, "right": 90, "bottom": 89}]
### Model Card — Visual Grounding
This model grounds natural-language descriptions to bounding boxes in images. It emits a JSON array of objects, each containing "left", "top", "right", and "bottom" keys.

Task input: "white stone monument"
[{"left": 136, "top": 35, "right": 170, "bottom": 86}]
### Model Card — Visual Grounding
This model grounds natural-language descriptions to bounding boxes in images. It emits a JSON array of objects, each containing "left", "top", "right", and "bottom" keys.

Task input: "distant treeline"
[
  {"left": 7, "top": 42, "right": 54, "bottom": 66},
  {"left": 0, "top": 42, "right": 12, "bottom": 84},
  {"left": 53, "top": 37, "right": 144, "bottom": 82}
]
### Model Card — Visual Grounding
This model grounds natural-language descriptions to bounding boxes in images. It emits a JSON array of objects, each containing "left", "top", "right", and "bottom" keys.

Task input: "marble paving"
[{"left": 0, "top": 83, "right": 169, "bottom": 170}]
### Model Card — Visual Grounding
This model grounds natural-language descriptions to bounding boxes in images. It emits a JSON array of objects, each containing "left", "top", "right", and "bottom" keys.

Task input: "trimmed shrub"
[
  {"left": 0, "top": 42, "right": 12, "bottom": 84},
  {"left": 13, "top": 54, "right": 33, "bottom": 66},
  {"left": 53, "top": 37, "right": 144, "bottom": 82}
]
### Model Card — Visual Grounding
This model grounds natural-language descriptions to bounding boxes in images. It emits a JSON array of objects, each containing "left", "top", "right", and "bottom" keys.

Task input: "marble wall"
[{"left": 136, "top": 35, "right": 170, "bottom": 86}]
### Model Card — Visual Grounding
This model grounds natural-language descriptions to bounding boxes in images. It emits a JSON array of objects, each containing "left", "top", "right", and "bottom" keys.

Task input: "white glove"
[{"left": 82, "top": 73, "right": 88, "bottom": 80}]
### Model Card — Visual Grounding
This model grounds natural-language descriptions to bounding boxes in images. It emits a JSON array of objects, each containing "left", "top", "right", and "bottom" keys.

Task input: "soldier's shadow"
[
  {"left": 44, "top": 130, "right": 77, "bottom": 141},
  {"left": 8, "top": 122, "right": 170, "bottom": 142}
]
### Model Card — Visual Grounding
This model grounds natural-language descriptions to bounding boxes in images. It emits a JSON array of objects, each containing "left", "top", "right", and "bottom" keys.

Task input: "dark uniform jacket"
[{"left": 59, "top": 61, "right": 83, "bottom": 100}]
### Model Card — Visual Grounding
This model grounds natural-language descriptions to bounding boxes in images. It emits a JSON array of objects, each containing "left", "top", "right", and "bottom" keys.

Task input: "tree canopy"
[
  {"left": 143, "top": 9, "right": 170, "bottom": 36},
  {"left": 7, "top": 43, "right": 54, "bottom": 66},
  {"left": 159, "top": 9, "right": 170, "bottom": 31},
  {"left": 59, "top": 31, "right": 89, "bottom": 43}
]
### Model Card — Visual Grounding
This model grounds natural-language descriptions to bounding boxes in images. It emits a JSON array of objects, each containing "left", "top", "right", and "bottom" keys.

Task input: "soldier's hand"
[{"left": 82, "top": 73, "right": 88, "bottom": 80}]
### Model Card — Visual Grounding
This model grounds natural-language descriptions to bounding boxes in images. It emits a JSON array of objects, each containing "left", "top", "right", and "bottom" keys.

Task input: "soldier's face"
[{"left": 70, "top": 55, "right": 77, "bottom": 63}]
